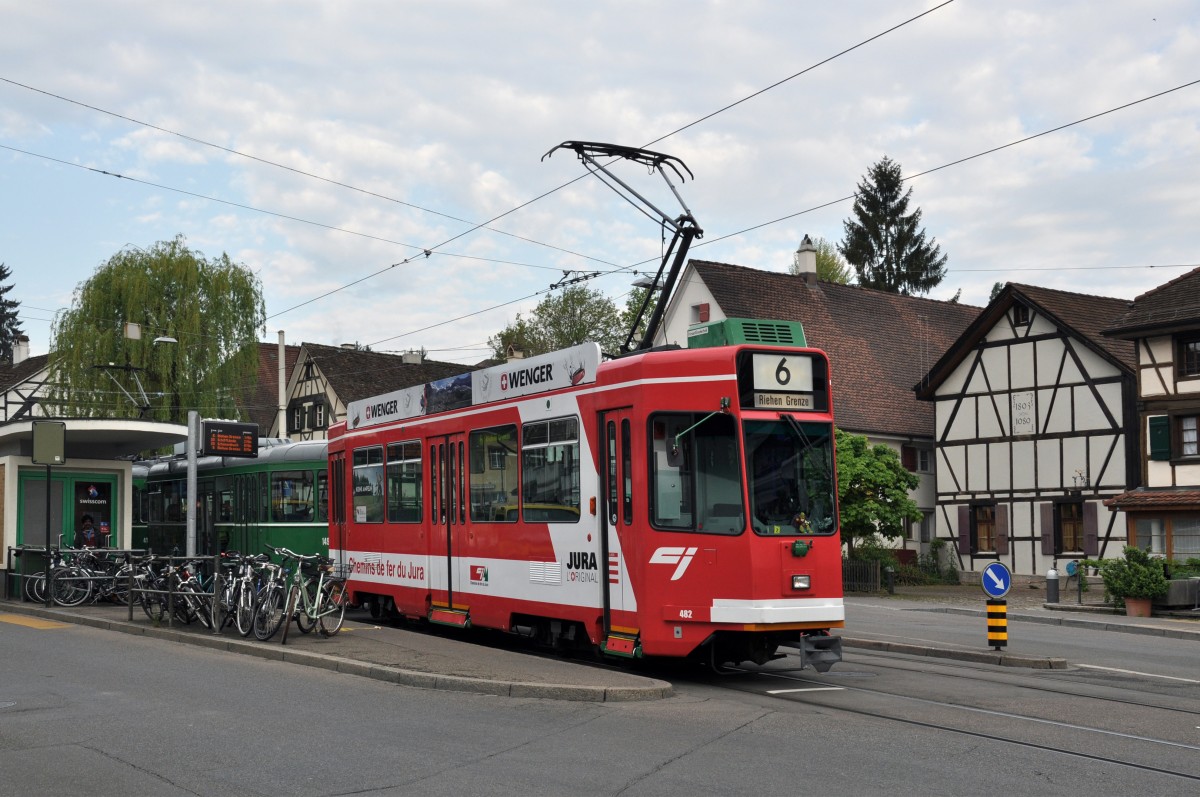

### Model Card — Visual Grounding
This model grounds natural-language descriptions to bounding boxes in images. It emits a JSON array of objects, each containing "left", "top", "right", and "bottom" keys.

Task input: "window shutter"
[
  {"left": 1148, "top": 415, "right": 1171, "bottom": 461},
  {"left": 901, "top": 445, "right": 917, "bottom": 471},
  {"left": 995, "top": 504, "right": 1009, "bottom": 556},
  {"left": 1039, "top": 503, "right": 1055, "bottom": 556},
  {"left": 957, "top": 505, "right": 970, "bottom": 555},
  {"left": 1082, "top": 502, "right": 1099, "bottom": 557}
]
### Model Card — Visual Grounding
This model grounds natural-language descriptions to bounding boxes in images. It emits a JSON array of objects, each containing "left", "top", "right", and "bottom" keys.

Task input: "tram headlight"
[{"left": 791, "top": 574, "right": 811, "bottom": 590}]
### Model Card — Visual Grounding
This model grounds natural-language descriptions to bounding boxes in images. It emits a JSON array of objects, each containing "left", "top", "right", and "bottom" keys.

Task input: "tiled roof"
[
  {"left": 1103, "top": 265, "right": 1200, "bottom": 337},
  {"left": 1010, "top": 283, "right": 1136, "bottom": 370},
  {"left": 918, "top": 282, "right": 1136, "bottom": 398},
  {"left": 690, "top": 260, "right": 983, "bottom": 437},
  {"left": 240, "top": 343, "right": 302, "bottom": 432},
  {"left": 301, "top": 343, "right": 479, "bottom": 404},
  {"left": 0, "top": 353, "right": 50, "bottom": 389},
  {"left": 1104, "top": 489, "right": 1200, "bottom": 510}
]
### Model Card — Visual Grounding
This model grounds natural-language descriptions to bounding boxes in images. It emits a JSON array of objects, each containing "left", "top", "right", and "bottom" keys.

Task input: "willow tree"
[{"left": 51, "top": 235, "right": 264, "bottom": 423}]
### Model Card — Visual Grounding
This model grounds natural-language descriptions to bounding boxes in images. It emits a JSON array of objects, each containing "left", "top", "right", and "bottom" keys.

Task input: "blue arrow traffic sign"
[{"left": 981, "top": 562, "right": 1012, "bottom": 598}]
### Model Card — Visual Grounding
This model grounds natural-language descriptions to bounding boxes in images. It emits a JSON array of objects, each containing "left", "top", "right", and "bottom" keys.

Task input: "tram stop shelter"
[{"left": 0, "top": 418, "right": 187, "bottom": 588}]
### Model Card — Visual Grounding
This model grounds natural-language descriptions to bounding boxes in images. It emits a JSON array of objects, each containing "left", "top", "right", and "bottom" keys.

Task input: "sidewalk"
[{"left": 0, "top": 599, "right": 672, "bottom": 703}]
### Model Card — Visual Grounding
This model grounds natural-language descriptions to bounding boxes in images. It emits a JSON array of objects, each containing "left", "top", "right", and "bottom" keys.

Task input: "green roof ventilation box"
[{"left": 686, "top": 318, "right": 806, "bottom": 348}]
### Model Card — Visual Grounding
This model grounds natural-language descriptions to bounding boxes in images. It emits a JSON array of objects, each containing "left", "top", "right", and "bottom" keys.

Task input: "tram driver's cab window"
[
  {"left": 744, "top": 419, "right": 836, "bottom": 536},
  {"left": 650, "top": 412, "right": 743, "bottom": 534}
]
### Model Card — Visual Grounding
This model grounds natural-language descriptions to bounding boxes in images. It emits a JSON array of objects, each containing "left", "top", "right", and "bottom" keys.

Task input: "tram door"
[
  {"left": 232, "top": 473, "right": 261, "bottom": 555},
  {"left": 429, "top": 434, "right": 468, "bottom": 621},
  {"left": 599, "top": 409, "right": 634, "bottom": 632},
  {"left": 328, "top": 451, "right": 346, "bottom": 563}
]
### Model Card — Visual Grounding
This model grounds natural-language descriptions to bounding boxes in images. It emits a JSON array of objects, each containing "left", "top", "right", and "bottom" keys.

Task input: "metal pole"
[
  {"left": 186, "top": 410, "right": 199, "bottom": 557},
  {"left": 44, "top": 464, "right": 51, "bottom": 608}
]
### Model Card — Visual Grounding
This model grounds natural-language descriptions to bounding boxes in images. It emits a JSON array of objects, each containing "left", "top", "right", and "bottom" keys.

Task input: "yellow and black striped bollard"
[{"left": 986, "top": 599, "right": 1007, "bottom": 650}]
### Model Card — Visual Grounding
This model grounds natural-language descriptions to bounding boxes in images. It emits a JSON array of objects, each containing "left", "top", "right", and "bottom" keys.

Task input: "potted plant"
[{"left": 1085, "top": 546, "right": 1169, "bottom": 616}]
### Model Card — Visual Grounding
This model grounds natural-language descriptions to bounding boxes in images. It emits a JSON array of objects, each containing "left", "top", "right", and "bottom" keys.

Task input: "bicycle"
[
  {"left": 252, "top": 546, "right": 346, "bottom": 643},
  {"left": 49, "top": 549, "right": 134, "bottom": 607},
  {"left": 252, "top": 553, "right": 290, "bottom": 642},
  {"left": 280, "top": 550, "right": 347, "bottom": 642}
]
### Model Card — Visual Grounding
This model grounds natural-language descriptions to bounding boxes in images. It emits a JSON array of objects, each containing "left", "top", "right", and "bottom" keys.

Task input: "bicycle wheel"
[
  {"left": 280, "top": 586, "right": 299, "bottom": 644},
  {"left": 108, "top": 566, "right": 133, "bottom": 606},
  {"left": 253, "top": 585, "right": 286, "bottom": 641},
  {"left": 235, "top": 582, "right": 256, "bottom": 637},
  {"left": 294, "top": 582, "right": 317, "bottom": 635},
  {"left": 140, "top": 575, "right": 167, "bottom": 622},
  {"left": 181, "top": 582, "right": 213, "bottom": 629},
  {"left": 318, "top": 581, "right": 347, "bottom": 637},
  {"left": 51, "top": 568, "right": 92, "bottom": 607},
  {"left": 23, "top": 571, "right": 46, "bottom": 603}
]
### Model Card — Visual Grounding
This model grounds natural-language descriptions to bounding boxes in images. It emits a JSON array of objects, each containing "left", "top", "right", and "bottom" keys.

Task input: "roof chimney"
[
  {"left": 794, "top": 235, "right": 818, "bottom": 285},
  {"left": 401, "top": 350, "right": 423, "bottom": 365},
  {"left": 13, "top": 335, "right": 29, "bottom": 365},
  {"left": 506, "top": 344, "right": 525, "bottom": 361}
]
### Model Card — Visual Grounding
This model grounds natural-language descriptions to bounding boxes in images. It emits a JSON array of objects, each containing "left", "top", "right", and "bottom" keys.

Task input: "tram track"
[
  {"left": 695, "top": 655, "right": 1200, "bottom": 784},
  {"left": 832, "top": 647, "right": 1200, "bottom": 716}
]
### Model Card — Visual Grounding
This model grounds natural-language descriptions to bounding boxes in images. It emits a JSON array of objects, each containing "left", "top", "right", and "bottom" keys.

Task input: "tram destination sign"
[{"left": 201, "top": 420, "right": 259, "bottom": 458}]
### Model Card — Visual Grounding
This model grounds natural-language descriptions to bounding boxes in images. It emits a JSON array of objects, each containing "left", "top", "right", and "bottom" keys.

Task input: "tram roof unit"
[
  {"left": 133, "top": 437, "right": 327, "bottom": 479},
  {"left": 337, "top": 329, "right": 831, "bottom": 441}
]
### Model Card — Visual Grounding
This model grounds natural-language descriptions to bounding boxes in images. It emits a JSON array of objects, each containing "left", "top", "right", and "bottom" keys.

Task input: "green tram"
[{"left": 132, "top": 439, "right": 329, "bottom": 557}]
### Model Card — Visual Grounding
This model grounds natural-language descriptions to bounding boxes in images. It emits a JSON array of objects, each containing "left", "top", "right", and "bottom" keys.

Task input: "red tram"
[{"left": 327, "top": 319, "right": 844, "bottom": 669}]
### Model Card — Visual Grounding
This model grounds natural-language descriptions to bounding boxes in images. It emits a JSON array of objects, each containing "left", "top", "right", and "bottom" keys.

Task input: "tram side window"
[
  {"left": 650, "top": 412, "right": 744, "bottom": 534},
  {"left": 352, "top": 446, "right": 385, "bottom": 523},
  {"left": 469, "top": 425, "right": 518, "bottom": 522},
  {"left": 316, "top": 470, "right": 328, "bottom": 523},
  {"left": 215, "top": 476, "right": 233, "bottom": 521},
  {"left": 521, "top": 417, "right": 580, "bottom": 523},
  {"left": 386, "top": 441, "right": 423, "bottom": 523},
  {"left": 159, "top": 480, "right": 184, "bottom": 522},
  {"left": 272, "top": 470, "right": 315, "bottom": 522}
]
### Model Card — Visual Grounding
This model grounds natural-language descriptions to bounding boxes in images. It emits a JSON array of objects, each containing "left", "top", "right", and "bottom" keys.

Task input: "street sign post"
[{"left": 981, "top": 562, "right": 1012, "bottom": 651}]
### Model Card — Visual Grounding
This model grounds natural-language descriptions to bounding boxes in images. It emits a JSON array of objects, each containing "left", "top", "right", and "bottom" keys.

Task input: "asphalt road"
[{"left": 3, "top": 610, "right": 1197, "bottom": 796}]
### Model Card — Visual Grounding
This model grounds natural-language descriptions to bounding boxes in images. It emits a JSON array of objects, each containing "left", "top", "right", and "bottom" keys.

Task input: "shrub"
[{"left": 1082, "top": 546, "right": 1169, "bottom": 606}]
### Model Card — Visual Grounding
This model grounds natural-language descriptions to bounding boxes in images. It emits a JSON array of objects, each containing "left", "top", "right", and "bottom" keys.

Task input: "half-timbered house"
[
  {"left": 916, "top": 284, "right": 1138, "bottom": 576},
  {"left": 1102, "top": 266, "right": 1200, "bottom": 560}
]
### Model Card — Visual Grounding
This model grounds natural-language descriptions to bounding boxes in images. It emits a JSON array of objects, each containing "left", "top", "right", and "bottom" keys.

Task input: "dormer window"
[{"left": 1012, "top": 304, "right": 1030, "bottom": 326}]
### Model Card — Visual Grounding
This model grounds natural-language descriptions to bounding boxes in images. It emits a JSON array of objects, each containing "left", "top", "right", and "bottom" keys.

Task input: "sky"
[{"left": 2, "top": 1, "right": 1198, "bottom": 365}]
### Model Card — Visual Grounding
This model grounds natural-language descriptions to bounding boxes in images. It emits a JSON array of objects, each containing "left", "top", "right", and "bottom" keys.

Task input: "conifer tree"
[
  {"left": 0, "top": 263, "right": 23, "bottom": 362},
  {"left": 839, "top": 157, "right": 948, "bottom": 295}
]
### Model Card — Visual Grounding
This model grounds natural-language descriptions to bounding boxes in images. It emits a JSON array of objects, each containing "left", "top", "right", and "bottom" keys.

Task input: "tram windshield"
[{"left": 744, "top": 418, "right": 837, "bottom": 536}]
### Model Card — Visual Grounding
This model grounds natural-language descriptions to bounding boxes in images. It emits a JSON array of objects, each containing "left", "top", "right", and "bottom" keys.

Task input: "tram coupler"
[{"left": 781, "top": 634, "right": 842, "bottom": 673}]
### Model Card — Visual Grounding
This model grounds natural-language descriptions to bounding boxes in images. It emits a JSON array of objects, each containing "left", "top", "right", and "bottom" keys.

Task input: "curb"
[
  {"left": 840, "top": 637, "right": 1068, "bottom": 669},
  {"left": 930, "top": 605, "right": 1200, "bottom": 642},
  {"left": 0, "top": 601, "right": 673, "bottom": 703}
]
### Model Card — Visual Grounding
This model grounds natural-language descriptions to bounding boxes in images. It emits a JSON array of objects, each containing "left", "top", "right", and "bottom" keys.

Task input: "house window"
[
  {"left": 1178, "top": 333, "right": 1200, "bottom": 379},
  {"left": 907, "top": 511, "right": 933, "bottom": 542},
  {"left": 919, "top": 511, "right": 933, "bottom": 543},
  {"left": 692, "top": 303, "right": 710, "bottom": 323},
  {"left": 291, "top": 406, "right": 305, "bottom": 433},
  {"left": 1133, "top": 515, "right": 1200, "bottom": 558},
  {"left": 1182, "top": 415, "right": 1198, "bottom": 457},
  {"left": 1012, "top": 304, "right": 1030, "bottom": 326},
  {"left": 1057, "top": 501, "right": 1083, "bottom": 552},
  {"left": 972, "top": 504, "right": 996, "bottom": 552},
  {"left": 315, "top": 402, "right": 326, "bottom": 429},
  {"left": 901, "top": 445, "right": 932, "bottom": 474}
]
